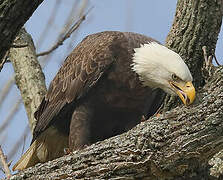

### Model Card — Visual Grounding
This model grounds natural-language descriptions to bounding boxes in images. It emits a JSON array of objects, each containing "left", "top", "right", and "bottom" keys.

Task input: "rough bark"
[
  {"left": 163, "top": 0, "right": 223, "bottom": 111},
  {"left": 210, "top": 150, "right": 223, "bottom": 178},
  {"left": 10, "top": 66, "right": 223, "bottom": 179},
  {"left": 0, "top": 0, "right": 44, "bottom": 65},
  {"left": 9, "top": 28, "right": 47, "bottom": 132}
]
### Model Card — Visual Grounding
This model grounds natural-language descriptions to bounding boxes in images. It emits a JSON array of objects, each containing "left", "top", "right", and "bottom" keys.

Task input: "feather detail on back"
[{"left": 33, "top": 32, "right": 118, "bottom": 141}]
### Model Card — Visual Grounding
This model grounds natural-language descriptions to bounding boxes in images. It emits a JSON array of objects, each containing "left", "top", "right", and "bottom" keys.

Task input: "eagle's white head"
[{"left": 131, "top": 42, "right": 195, "bottom": 105}]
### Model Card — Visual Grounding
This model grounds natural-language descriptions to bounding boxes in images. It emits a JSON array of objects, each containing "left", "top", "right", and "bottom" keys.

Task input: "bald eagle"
[{"left": 13, "top": 31, "right": 195, "bottom": 171}]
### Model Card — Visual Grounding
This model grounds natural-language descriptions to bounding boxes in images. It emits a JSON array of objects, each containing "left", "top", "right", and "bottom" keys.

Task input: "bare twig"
[
  {"left": 213, "top": 54, "right": 221, "bottom": 66},
  {"left": 0, "top": 51, "right": 9, "bottom": 72},
  {"left": 66, "top": 0, "right": 89, "bottom": 54},
  {"left": 202, "top": 46, "right": 210, "bottom": 66},
  {"left": 37, "top": 1, "right": 83, "bottom": 66},
  {"left": 202, "top": 46, "right": 216, "bottom": 78},
  {"left": 37, "top": 7, "right": 93, "bottom": 57},
  {"left": 8, "top": 125, "right": 30, "bottom": 160},
  {"left": 0, "top": 76, "right": 15, "bottom": 111},
  {"left": 0, "top": 166, "right": 4, "bottom": 174},
  {"left": 36, "top": 0, "right": 62, "bottom": 49},
  {"left": 202, "top": 46, "right": 213, "bottom": 67},
  {"left": 21, "top": 132, "right": 28, "bottom": 157},
  {"left": 0, "top": 98, "right": 22, "bottom": 134},
  {"left": 0, "top": 146, "right": 11, "bottom": 178},
  {"left": 212, "top": 50, "right": 221, "bottom": 66},
  {"left": 202, "top": 46, "right": 221, "bottom": 67}
]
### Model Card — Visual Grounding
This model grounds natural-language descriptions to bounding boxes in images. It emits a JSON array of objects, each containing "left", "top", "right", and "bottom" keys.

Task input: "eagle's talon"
[{"left": 64, "top": 148, "right": 71, "bottom": 155}]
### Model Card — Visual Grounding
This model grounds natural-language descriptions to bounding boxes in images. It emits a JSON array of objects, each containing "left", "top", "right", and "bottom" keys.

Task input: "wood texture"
[
  {"left": 0, "top": 0, "right": 43, "bottom": 65},
  {"left": 9, "top": 28, "right": 47, "bottom": 132}
]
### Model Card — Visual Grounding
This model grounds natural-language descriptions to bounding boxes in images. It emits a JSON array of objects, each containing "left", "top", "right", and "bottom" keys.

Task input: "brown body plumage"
[{"left": 13, "top": 31, "right": 195, "bottom": 171}]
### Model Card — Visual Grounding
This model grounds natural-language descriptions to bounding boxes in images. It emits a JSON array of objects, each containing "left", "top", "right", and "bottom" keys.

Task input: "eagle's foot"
[
  {"left": 141, "top": 104, "right": 163, "bottom": 122},
  {"left": 64, "top": 148, "right": 71, "bottom": 155},
  {"left": 153, "top": 103, "right": 163, "bottom": 118},
  {"left": 141, "top": 115, "right": 147, "bottom": 122}
]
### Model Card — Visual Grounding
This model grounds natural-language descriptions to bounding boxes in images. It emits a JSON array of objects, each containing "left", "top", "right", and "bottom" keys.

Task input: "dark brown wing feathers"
[{"left": 33, "top": 31, "right": 121, "bottom": 140}]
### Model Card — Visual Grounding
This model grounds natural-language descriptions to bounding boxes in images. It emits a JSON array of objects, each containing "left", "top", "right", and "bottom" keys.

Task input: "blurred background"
[{"left": 0, "top": 0, "right": 222, "bottom": 177}]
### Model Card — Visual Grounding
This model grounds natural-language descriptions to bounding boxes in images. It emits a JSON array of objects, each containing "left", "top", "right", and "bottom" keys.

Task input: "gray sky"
[{"left": 0, "top": 0, "right": 222, "bottom": 177}]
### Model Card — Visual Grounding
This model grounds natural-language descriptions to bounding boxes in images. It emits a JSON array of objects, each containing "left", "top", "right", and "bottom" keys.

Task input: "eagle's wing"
[{"left": 33, "top": 32, "right": 119, "bottom": 140}]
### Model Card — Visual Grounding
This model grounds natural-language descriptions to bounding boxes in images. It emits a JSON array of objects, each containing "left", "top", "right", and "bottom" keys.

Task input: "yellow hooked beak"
[{"left": 170, "top": 81, "right": 196, "bottom": 106}]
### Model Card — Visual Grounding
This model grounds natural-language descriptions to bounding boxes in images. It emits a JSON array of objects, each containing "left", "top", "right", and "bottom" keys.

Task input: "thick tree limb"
[
  {"left": 9, "top": 28, "right": 47, "bottom": 132},
  {"left": 11, "top": 66, "right": 223, "bottom": 179},
  {"left": 0, "top": 0, "right": 43, "bottom": 65}
]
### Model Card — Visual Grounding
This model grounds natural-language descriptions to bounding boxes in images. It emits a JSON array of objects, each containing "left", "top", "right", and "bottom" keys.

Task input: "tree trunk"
[
  {"left": 0, "top": 0, "right": 43, "bottom": 65},
  {"left": 164, "top": 0, "right": 223, "bottom": 111},
  {"left": 11, "top": 66, "right": 223, "bottom": 179},
  {"left": 9, "top": 28, "right": 47, "bottom": 132}
]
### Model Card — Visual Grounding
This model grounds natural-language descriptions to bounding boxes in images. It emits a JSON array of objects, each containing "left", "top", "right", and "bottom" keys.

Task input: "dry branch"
[
  {"left": 36, "top": 7, "right": 93, "bottom": 57},
  {"left": 9, "top": 28, "right": 47, "bottom": 132},
  {"left": 213, "top": 54, "right": 221, "bottom": 66},
  {"left": 11, "top": 66, "right": 223, "bottom": 179},
  {"left": 0, "top": 51, "right": 9, "bottom": 72},
  {"left": 0, "top": 146, "right": 11, "bottom": 178},
  {"left": 36, "top": 0, "right": 61, "bottom": 49},
  {"left": 8, "top": 125, "right": 30, "bottom": 160},
  {"left": 0, "top": 0, "right": 43, "bottom": 66},
  {"left": 0, "top": 76, "right": 14, "bottom": 111},
  {"left": 66, "top": 0, "right": 89, "bottom": 53},
  {"left": 0, "top": 98, "right": 21, "bottom": 134}
]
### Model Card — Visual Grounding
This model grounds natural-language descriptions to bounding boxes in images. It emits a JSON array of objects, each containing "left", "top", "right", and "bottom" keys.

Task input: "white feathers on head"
[{"left": 131, "top": 42, "right": 193, "bottom": 93}]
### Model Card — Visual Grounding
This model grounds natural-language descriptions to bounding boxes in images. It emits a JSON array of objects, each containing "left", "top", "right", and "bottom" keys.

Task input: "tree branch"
[
  {"left": 0, "top": 146, "right": 11, "bottom": 178},
  {"left": 11, "top": 66, "right": 223, "bottom": 179},
  {"left": 9, "top": 28, "right": 47, "bottom": 132},
  {"left": 0, "top": 0, "right": 43, "bottom": 66},
  {"left": 36, "top": 7, "right": 93, "bottom": 57}
]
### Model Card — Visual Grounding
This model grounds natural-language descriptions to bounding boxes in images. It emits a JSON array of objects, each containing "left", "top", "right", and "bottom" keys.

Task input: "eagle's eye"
[{"left": 172, "top": 73, "right": 178, "bottom": 81}]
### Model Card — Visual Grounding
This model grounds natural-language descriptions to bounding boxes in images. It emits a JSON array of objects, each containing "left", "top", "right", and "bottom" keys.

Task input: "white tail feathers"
[
  {"left": 13, "top": 126, "right": 69, "bottom": 171},
  {"left": 12, "top": 140, "right": 40, "bottom": 171}
]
